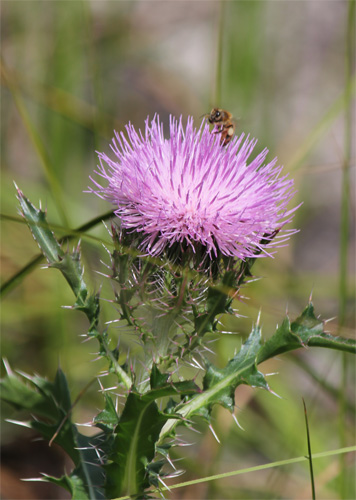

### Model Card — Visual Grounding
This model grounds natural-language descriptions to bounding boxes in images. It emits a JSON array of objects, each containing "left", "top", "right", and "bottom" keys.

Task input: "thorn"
[
  {"left": 186, "top": 425, "right": 201, "bottom": 434},
  {"left": 205, "top": 337, "right": 219, "bottom": 344},
  {"left": 22, "top": 477, "right": 46, "bottom": 483},
  {"left": 175, "top": 440, "right": 195, "bottom": 448},
  {"left": 269, "top": 389, "right": 283, "bottom": 399},
  {"left": 256, "top": 309, "right": 261, "bottom": 327},
  {"left": 209, "top": 424, "right": 220, "bottom": 443},
  {"left": 190, "top": 357, "right": 204, "bottom": 370},
  {"left": 232, "top": 412, "right": 245, "bottom": 431},
  {"left": 136, "top": 377, "right": 150, "bottom": 387},
  {"left": 100, "top": 386, "right": 119, "bottom": 392},
  {"left": 166, "top": 454, "right": 176, "bottom": 470},
  {"left": 165, "top": 469, "right": 185, "bottom": 479},
  {"left": 2, "top": 358, "right": 13, "bottom": 376},
  {"left": 95, "top": 270, "right": 111, "bottom": 278},
  {"left": 219, "top": 330, "right": 240, "bottom": 335},
  {"left": 31, "top": 436, "right": 44, "bottom": 442},
  {"left": 105, "top": 319, "right": 121, "bottom": 325},
  {"left": 81, "top": 460, "right": 102, "bottom": 468},
  {"left": 309, "top": 288, "right": 314, "bottom": 303},
  {"left": 93, "top": 447, "right": 105, "bottom": 464},
  {"left": 158, "top": 476, "right": 171, "bottom": 491},
  {"left": 6, "top": 419, "right": 31, "bottom": 428}
]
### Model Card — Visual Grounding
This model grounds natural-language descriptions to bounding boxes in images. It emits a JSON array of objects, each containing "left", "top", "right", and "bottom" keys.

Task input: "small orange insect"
[{"left": 205, "top": 108, "right": 235, "bottom": 146}]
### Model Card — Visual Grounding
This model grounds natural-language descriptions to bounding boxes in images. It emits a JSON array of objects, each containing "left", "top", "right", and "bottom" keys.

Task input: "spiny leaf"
[
  {"left": 104, "top": 377, "right": 200, "bottom": 498},
  {"left": 191, "top": 323, "right": 268, "bottom": 419},
  {"left": 53, "top": 366, "right": 72, "bottom": 413},
  {"left": 1, "top": 372, "right": 58, "bottom": 419},
  {"left": 1, "top": 368, "right": 104, "bottom": 498},
  {"left": 94, "top": 393, "right": 119, "bottom": 432},
  {"left": 150, "top": 365, "right": 201, "bottom": 399},
  {"left": 159, "top": 302, "right": 356, "bottom": 441},
  {"left": 30, "top": 415, "right": 81, "bottom": 465},
  {"left": 194, "top": 270, "right": 236, "bottom": 337},
  {"left": 1, "top": 208, "right": 115, "bottom": 298},
  {"left": 17, "top": 189, "right": 94, "bottom": 308},
  {"left": 17, "top": 186, "right": 64, "bottom": 263},
  {"left": 105, "top": 392, "right": 172, "bottom": 498},
  {"left": 17, "top": 190, "right": 132, "bottom": 389},
  {"left": 52, "top": 251, "right": 88, "bottom": 302},
  {"left": 257, "top": 302, "right": 356, "bottom": 364},
  {"left": 150, "top": 364, "right": 169, "bottom": 388},
  {"left": 42, "top": 467, "right": 105, "bottom": 500}
]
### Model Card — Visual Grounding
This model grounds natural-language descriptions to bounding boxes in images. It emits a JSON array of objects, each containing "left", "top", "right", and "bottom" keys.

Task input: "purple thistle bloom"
[{"left": 90, "top": 115, "right": 299, "bottom": 262}]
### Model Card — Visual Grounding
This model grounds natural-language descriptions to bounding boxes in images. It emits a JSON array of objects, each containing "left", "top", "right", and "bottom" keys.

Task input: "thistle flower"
[{"left": 90, "top": 115, "right": 299, "bottom": 265}]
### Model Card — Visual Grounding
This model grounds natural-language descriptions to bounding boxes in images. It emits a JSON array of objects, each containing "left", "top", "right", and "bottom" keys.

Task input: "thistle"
[
  {"left": 90, "top": 115, "right": 300, "bottom": 267},
  {"left": 89, "top": 114, "right": 301, "bottom": 377},
  {"left": 4, "top": 115, "right": 354, "bottom": 500}
]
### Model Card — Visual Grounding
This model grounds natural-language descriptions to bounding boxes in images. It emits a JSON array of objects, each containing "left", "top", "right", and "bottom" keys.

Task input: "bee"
[{"left": 205, "top": 108, "right": 235, "bottom": 146}]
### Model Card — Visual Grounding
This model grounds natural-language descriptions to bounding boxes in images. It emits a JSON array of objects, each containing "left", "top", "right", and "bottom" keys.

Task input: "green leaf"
[
  {"left": 52, "top": 251, "right": 89, "bottom": 303},
  {"left": 17, "top": 190, "right": 132, "bottom": 389},
  {"left": 0, "top": 208, "right": 114, "bottom": 299},
  {"left": 1, "top": 368, "right": 105, "bottom": 499},
  {"left": 17, "top": 189, "right": 93, "bottom": 308},
  {"left": 257, "top": 302, "right": 356, "bottom": 364},
  {"left": 159, "top": 302, "right": 356, "bottom": 442},
  {"left": 94, "top": 393, "right": 119, "bottom": 432},
  {"left": 42, "top": 470, "right": 94, "bottom": 500},
  {"left": 194, "top": 271, "right": 235, "bottom": 337},
  {"left": 189, "top": 323, "right": 268, "bottom": 420},
  {"left": 53, "top": 366, "right": 72, "bottom": 413},
  {"left": 30, "top": 417, "right": 81, "bottom": 465},
  {"left": 100, "top": 374, "right": 198, "bottom": 497},
  {"left": 1, "top": 372, "right": 59, "bottom": 420},
  {"left": 105, "top": 392, "right": 170, "bottom": 498},
  {"left": 17, "top": 187, "right": 64, "bottom": 263},
  {"left": 149, "top": 365, "right": 201, "bottom": 399},
  {"left": 150, "top": 364, "right": 169, "bottom": 388},
  {"left": 104, "top": 378, "right": 200, "bottom": 499}
]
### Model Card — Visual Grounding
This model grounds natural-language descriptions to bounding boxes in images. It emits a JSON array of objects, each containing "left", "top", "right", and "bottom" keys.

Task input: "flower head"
[{"left": 90, "top": 115, "right": 299, "bottom": 264}]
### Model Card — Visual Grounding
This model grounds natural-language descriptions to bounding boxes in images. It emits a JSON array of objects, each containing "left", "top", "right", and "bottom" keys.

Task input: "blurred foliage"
[{"left": 1, "top": 1, "right": 355, "bottom": 499}]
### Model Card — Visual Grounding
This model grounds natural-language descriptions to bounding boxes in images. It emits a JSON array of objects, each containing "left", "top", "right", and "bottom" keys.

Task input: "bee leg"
[
  {"left": 211, "top": 124, "right": 223, "bottom": 135},
  {"left": 221, "top": 124, "right": 235, "bottom": 145}
]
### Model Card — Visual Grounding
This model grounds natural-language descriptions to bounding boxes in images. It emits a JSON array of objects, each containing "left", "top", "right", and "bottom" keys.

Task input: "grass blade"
[{"left": 303, "top": 398, "right": 316, "bottom": 500}]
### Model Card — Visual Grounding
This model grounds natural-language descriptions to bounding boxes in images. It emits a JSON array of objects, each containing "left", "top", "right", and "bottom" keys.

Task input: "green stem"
[
  {"left": 338, "top": 2, "right": 354, "bottom": 498},
  {"left": 0, "top": 209, "right": 114, "bottom": 298},
  {"left": 339, "top": 0, "right": 354, "bottom": 328},
  {"left": 287, "top": 74, "right": 356, "bottom": 173},
  {"left": 302, "top": 398, "right": 316, "bottom": 500},
  {"left": 212, "top": 0, "right": 226, "bottom": 106},
  {"left": 0, "top": 58, "right": 69, "bottom": 228}
]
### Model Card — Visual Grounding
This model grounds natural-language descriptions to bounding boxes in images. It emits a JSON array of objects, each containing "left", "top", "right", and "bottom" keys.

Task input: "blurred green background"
[{"left": 1, "top": 1, "right": 355, "bottom": 499}]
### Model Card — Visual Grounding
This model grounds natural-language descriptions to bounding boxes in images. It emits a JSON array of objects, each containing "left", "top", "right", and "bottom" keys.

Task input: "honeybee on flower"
[{"left": 205, "top": 108, "right": 235, "bottom": 146}]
